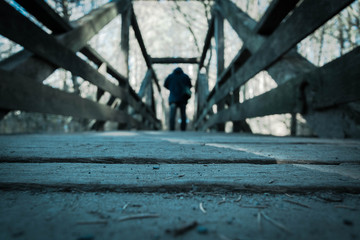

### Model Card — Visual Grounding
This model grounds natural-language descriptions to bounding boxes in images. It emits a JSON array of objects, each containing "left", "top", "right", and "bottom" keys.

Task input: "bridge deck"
[{"left": 0, "top": 131, "right": 359, "bottom": 239}]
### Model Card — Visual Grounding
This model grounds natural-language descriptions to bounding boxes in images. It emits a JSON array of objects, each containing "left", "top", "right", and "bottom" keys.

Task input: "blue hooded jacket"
[{"left": 164, "top": 67, "right": 192, "bottom": 104}]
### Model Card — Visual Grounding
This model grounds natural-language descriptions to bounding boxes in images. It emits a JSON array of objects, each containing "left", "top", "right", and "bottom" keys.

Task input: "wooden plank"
[
  {"left": 0, "top": 70, "right": 131, "bottom": 124},
  {"left": 202, "top": 46, "right": 360, "bottom": 130},
  {"left": 151, "top": 57, "right": 199, "bottom": 64},
  {"left": 196, "top": 0, "right": 354, "bottom": 129},
  {"left": 1, "top": 163, "right": 359, "bottom": 193},
  {"left": 1, "top": 131, "right": 359, "bottom": 164},
  {"left": 202, "top": 77, "right": 301, "bottom": 130},
  {"left": 308, "top": 47, "right": 360, "bottom": 109}
]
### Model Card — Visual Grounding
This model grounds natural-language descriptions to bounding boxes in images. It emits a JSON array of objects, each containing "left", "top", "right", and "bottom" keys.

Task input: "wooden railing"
[
  {"left": 194, "top": 0, "right": 360, "bottom": 135},
  {"left": 0, "top": 0, "right": 161, "bottom": 130}
]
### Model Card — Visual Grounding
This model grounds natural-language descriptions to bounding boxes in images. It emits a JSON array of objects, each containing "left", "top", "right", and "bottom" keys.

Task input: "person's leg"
[
  {"left": 180, "top": 103, "right": 187, "bottom": 131},
  {"left": 169, "top": 103, "right": 177, "bottom": 131}
]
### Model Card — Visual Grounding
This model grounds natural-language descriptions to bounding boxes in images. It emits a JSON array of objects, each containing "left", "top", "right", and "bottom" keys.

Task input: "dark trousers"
[{"left": 169, "top": 102, "right": 187, "bottom": 131}]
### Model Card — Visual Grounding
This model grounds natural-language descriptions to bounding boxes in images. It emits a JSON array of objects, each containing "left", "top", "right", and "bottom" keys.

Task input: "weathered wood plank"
[
  {"left": 202, "top": 77, "right": 301, "bottom": 130},
  {"left": 0, "top": 163, "right": 359, "bottom": 193},
  {"left": 1, "top": 131, "right": 359, "bottom": 164},
  {"left": 202, "top": 46, "right": 360, "bottom": 130},
  {"left": 307, "top": 47, "right": 360, "bottom": 109},
  {"left": 151, "top": 57, "right": 199, "bottom": 64},
  {"left": 196, "top": 0, "right": 354, "bottom": 129},
  {"left": 0, "top": 70, "right": 132, "bottom": 124}
]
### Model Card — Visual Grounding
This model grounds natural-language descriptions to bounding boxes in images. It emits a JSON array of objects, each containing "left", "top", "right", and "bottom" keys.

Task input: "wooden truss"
[{"left": 0, "top": 0, "right": 359, "bottom": 134}]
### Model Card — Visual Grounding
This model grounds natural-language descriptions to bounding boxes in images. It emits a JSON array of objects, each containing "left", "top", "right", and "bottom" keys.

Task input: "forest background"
[{"left": 0, "top": 0, "right": 359, "bottom": 136}]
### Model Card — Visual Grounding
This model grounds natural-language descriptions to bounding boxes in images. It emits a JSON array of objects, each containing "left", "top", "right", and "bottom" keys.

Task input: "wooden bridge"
[{"left": 0, "top": 0, "right": 360, "bottom": 239}]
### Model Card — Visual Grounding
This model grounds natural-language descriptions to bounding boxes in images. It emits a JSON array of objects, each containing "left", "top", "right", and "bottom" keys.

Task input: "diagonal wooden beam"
[
  {"left": 195, "top": 16, "right": 214, "bottom": 93},
  {"left": 130, "top": 8, "right": 161, "bottom": 92},
  {"left": 198, "top": 17, "right": 214, "bottom": 70},
  {"left": 217, "top": 0, "right": 263, "bottom": 52}
]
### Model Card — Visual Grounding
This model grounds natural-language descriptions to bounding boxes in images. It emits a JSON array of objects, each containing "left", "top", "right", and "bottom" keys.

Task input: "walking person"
[{"left": 164, "top": 67, "right": 192, "bottom": 131}]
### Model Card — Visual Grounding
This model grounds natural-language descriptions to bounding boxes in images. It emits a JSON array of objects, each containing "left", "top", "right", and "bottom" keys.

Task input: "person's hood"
[{"left": 173, "top": 67, "right": 183, "bottom": 74}]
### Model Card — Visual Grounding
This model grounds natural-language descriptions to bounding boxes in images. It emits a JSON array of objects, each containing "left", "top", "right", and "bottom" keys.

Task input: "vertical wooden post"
[
  {"left": 196, "top": 73, "right": 209, "bottom": 118},
  {"left": 214, "top": 3, "right": 225, "bottom": 132},
  {"left": 147, "top": 83, "right": 155, "bottom": 113},
  {"left": 138, "top": 69, "right": 152, "bottom": 98},
  {"left": 96, "top": 63, "right": 107, "bottom": 101},
  {"left": 291, "top": 113, "right": 297, "bottom": 136},
  {"left": 118, "top": 6, "right": 131, "bottom": 129},
  {"left": 231, "top": 65, "right": 241, "bottom": 132},
  {"left": 120, "top": 7, "right": 130, "bottom": 79}
]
